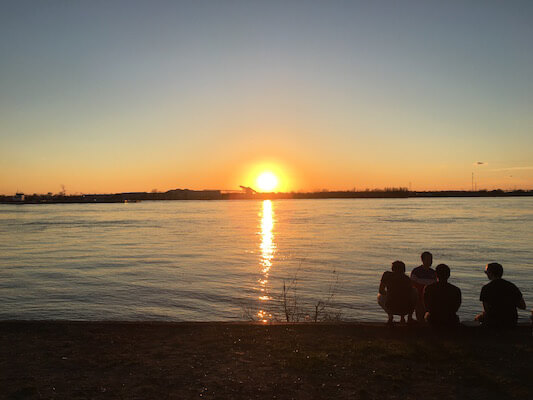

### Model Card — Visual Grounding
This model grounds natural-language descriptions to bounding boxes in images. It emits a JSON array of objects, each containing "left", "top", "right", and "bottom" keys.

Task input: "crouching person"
[
  {"left": 423, "top": 264, "right": 462, "bottom": 328},
  {"left": 378, "top": 261, "right": 417, "bottom": 325}
]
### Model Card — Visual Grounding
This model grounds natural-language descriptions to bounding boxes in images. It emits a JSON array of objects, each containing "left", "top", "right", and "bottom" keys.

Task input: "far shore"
[
  {"left": 2, "top": 188, "right": 533, "bottom": 204},
  {"left": 2, "top": 321, "right": 531, "bottom": 399}
]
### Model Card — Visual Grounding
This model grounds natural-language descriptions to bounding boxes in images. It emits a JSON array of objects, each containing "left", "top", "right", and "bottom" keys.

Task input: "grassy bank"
[{"left": 1, "top": 321, "right": 531, "bottom": 399}]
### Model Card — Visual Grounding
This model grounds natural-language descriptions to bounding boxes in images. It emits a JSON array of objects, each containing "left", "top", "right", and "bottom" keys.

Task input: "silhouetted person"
[
  {"left": 410, "top": 251, "right": 437, "bottom": 322},
  {"left": 423, "top": 264, "right": 462, "bottom": 327},
  {"left": 378, "top": 261, "right": 417, "bottom": 325},
  {"left": 475, "top": 263, "right": 526, "bottom": 328}
]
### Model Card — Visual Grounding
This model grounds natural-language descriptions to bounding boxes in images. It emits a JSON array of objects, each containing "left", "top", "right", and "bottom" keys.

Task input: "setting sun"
[{"left": 256, "top": 172, "right": 279, "bottom": 192}]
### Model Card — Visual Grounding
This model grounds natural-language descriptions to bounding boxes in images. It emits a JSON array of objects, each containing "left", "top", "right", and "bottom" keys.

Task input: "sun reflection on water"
[{"left": 257, "top": 200, "right": 275, "bottom": 322}]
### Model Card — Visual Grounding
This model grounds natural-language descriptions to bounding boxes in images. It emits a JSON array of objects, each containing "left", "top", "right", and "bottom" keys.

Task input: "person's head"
[
  {"left": 421, "top": 251, "right": 433, "bottom": 268},
  {"left": 435, "top": 264, "right": 450, "bottom": 282},
  {"left": 485, "top": 263, "right": 503, "bottom": 280},
  {"left": 391, "top": 260, "right": 406, "bottom": 274}
]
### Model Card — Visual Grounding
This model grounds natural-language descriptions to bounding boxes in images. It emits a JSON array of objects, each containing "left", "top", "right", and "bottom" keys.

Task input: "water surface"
[{"left": 1, "top": 198, "right": 531, "bottom": 322}]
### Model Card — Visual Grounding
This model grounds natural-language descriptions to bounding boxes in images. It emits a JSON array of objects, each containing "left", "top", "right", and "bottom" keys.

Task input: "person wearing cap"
[
  {"left": 475, "top": 263, "right": 526, "bottom": 328},
  {"left": 423, "top": 264, "right": 462, "bottom": 327},
  {"left": 378, "top": 260, "right": 417, "bottom": 325}
]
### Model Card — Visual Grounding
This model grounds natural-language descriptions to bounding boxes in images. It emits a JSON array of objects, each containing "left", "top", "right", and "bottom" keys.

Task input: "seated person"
[
  {"left": 410, "top": 251, "right": 437, "bottom": 322},
  {"left": 378, "top": 261, "right": 417, "bottom": 325},
  {"left": 423, "top": 264, "right": 462, "bottom": 327},
  {"left": 475, "top": 263, "right": 526, "bottom": 328}
]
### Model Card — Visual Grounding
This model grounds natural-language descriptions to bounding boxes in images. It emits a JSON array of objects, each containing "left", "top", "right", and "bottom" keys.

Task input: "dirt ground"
[{"left": 1, "top": 321, "right": 531, "bottom": 399}]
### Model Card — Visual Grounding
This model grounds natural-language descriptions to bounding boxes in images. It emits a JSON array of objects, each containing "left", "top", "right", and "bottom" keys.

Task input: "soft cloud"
[{"left": 490, "top": 166, "right": 533, "bottom": 172}]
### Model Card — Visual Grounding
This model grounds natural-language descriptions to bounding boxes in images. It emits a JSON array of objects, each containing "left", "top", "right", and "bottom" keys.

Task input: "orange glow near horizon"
[
  {"left": 6, "top": 154, "right": 533, "bottom": 195},
  {"left": 239, "top": 161, "right": 293, "bottom": 193}
]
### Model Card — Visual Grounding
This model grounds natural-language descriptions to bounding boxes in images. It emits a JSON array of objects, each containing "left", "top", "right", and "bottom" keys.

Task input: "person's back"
[
  {"left": 381, "top": 271, "right": 414, "bottom": 315},
  {"left": 378, "top": 261, "right": 417, "bottom": 324},
  {"left": 424, "top": 264, "right": 461, "bottom": 327},
  {"left": 481, "top": 278, "right": 523, "bottom": 327},
  {"left": 477, "top": 263, "right": 526, "bottom": 328}
]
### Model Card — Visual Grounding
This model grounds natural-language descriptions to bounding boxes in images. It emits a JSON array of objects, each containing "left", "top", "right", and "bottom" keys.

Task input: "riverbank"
[{"left": 1, "top": 321, "right": 531, "bottom": 399}]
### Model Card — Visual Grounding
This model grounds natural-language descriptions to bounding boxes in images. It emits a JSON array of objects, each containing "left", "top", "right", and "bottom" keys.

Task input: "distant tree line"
[{"left": 1, "top": 188, "right": 532, "bottom": 204}]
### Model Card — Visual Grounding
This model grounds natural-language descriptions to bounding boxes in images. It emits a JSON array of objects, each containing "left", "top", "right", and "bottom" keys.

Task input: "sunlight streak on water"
[{"left": 257, "top": 200, "right": 275, "bottom": 322}]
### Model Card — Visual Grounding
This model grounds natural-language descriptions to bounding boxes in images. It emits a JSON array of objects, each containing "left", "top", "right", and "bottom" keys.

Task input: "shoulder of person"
[
  {"left": 410, "top": 266, "right": 423, "bottom": 275},
  {"left": 503, "top": 279, "right": 523, "bottom": 294},
  {"left": 450, "top": 283, "right": 461, "bottom": 293},
  {"left": 482, "top": 280, "right": 494, "bottom": 290},
  {"left": 381, "top": 271, "right": 391, "bottom": 279},
  {"left": 502, "top": 278, "right": 518, "bottom": 288}
]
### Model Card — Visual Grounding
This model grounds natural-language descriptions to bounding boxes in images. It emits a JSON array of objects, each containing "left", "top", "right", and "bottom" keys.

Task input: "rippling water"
[{"left": 0, "top": 198, "right": 531, "bottom": 322}]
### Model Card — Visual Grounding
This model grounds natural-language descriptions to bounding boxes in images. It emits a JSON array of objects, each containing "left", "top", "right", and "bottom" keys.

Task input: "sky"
[{"left": 1, "top": 1, "right": 532, "bottom": 194}]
